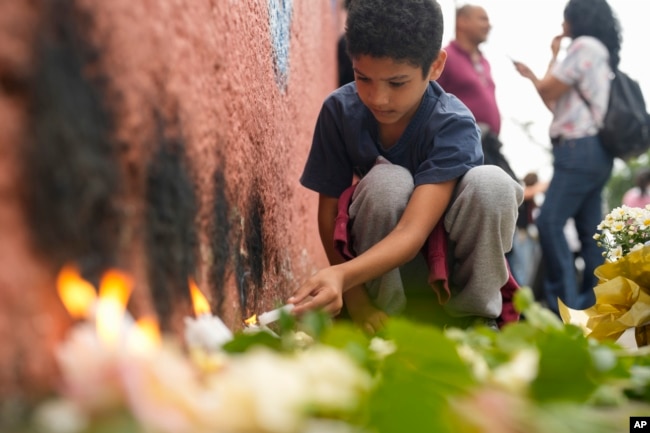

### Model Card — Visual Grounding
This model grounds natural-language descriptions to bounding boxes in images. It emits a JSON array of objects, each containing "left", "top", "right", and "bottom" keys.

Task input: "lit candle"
[
  {"left": 257, "top": 304, "right": 295, "bottom": 327},
  {"left": 57, "top": 264, "right": 140, "bottom": 350},
  {"left": 184, "top": 314, "right": 233, "bottom": 352},
  {"left": 56, "top": 264, "right": 97, "bottom": 320},
  {"left": 184, "top": 278, "right": 233, "bottom": 352},
  {"left": 94, "top": 269, "right": 134, "bottom": 349},
  {"left": 127, "top": 316, "right": 162, "bottom": 356}
]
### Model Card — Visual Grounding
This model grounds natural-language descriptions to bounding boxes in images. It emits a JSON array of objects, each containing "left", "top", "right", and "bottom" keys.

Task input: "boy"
[{"left": 289, "top": 0, "right": 523, "bottom": 333}]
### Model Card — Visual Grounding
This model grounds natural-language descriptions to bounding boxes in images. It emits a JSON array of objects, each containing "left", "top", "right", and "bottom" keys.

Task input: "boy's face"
[{"left": 352, "top": 52, "right": 446, "bottom": 130}]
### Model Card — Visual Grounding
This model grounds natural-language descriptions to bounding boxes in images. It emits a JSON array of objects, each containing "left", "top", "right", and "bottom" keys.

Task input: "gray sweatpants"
[{"left": 348, "top": 159, "right": 523, "bottom": 318}]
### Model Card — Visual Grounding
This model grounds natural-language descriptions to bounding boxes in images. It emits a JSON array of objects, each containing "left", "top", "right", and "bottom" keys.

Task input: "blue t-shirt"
[{"left": 300, "top": 81, "right": 483, "bottom": 198}]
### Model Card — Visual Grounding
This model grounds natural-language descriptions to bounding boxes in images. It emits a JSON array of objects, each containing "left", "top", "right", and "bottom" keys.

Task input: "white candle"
[
  {"left": 184, "top": 314, "right": 233, "bottom": 352},
  {"left": 257, "top": 304, "right": 295, "bottom": 327},
  {"left": 242, "top": 323, "right": 280, "bottom": 338}
]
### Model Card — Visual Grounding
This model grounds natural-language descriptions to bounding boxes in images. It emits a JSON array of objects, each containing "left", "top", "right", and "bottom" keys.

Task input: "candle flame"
[
  {"left": 189, "top": 278, "right": 211, "bottom": 316},
  {"left": 130, "top": 315, "right": 162, "bottom": 353},
  {"left": 136, "top": 316, "right": 161, "bottom": 342},
  {"left": 96, "top": 269, "right": 133, "bottom": 347},
  {"left": 99, "top": 269, "right": 133, "bottom": 306},
  {"left": 244, "top": 314, "right": 258, "bottom": 326},
  {"left": 56, "top": 264, "right": 97, "bottom": 319}
]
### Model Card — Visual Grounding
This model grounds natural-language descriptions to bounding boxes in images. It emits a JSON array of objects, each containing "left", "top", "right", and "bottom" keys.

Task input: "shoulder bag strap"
[{"left": 574, "top": 84, "right": 595, "bottom": 120}]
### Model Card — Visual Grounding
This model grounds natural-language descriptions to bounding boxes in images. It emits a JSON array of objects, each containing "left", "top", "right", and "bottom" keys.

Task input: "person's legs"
[
  {"left": 536, "top": 136, "right": 613, "bottom": 313},
  {"left": 574, "top": 198, "right": 606, "bottom": 309},
  {"left": 442, "top": 165, "right": 523, "bottom": 319},
  {"left": 509, "top": 228, "right": 538, "bottom": 287},
  {"left": 536, "top": 178, "right": 577, "bottom": 314},
  {"left": 348, "top": 158, "right": 414, "bottom": 315},
  {"left": 572, "top": 139, "right": 613, "bottom": 308},
  {"left": 506, "top": 231, "right": 526, "bottom": 286}
]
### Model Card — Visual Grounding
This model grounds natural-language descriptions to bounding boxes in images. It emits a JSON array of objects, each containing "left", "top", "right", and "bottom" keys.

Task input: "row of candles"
[
  {"left": 56, "top": 263, "right": 294, "bottom": 354},
  {"left": 49, "top": 264, "right": 371, "bottom": 433}
]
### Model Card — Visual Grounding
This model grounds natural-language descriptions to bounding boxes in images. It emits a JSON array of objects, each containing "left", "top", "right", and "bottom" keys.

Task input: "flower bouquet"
[{"left": 559, "top": 205, "right": 650, "bottom": 347}]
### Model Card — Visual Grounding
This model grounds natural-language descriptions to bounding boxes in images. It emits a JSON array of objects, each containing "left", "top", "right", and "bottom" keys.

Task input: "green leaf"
[
  {"left": 320, "top": 321, "right": 371, "bottom": 367},
  {"left": 513, "top": 285, "right": 537, "bottom": 312},
  {"left": 625, "top": 365, "right": 650, "bottom": 401},
  {"left": 531, "top": 332, "right": 598, "bottom": 402},
  {"left": 83, "top": 411, "right": 143, "bottom": 433},
  {"left": 366, "top": 318, "right": 475, "bottom": 433},
  {"left": 530, "top": 402, "right": 626, "bottom": 433},
  {"left": 277, "top": 308, "right": 297, "bottom": 334},
  {"left": 221, "top": 331, "right": 283, "bottom": 353},
  {"left": 299, "top": 310, "right": 333, "bottom": 340}
]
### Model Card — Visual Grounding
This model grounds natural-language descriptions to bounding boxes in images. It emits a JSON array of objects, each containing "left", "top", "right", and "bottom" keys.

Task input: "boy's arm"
[
  {"left": 290, "top": 180, "right": 456, "bottom": 315},
  {"left": 315, "top": 195, "right": 386, "bottom": 331},
  {"left": 316, "top": 194, "right": 342, "bottom": 266}
]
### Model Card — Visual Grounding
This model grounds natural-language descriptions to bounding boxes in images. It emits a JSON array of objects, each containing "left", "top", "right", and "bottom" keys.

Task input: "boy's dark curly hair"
[
  {"left": 564, "top": 0, "right": 621, "bottom": 69},
  {"left": 345, "top": 0, "right": 444, "bottom": 78}
]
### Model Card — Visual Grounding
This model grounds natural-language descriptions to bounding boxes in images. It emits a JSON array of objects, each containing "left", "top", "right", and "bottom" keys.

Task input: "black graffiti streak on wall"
[
  {"left": 144, "top": 115, "right": 198, "bottom": 329},
  {"left": 209, "top": 168, "right": 231, "bottom": 316},
  {"left": 21, "top": 0, "right": 121, "bottom": 282},
  {"left": 235, "top": 182, "right": 265, "bottom": 315}
]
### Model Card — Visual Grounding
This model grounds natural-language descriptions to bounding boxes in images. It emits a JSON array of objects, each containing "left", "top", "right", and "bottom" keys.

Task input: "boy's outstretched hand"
[{"left": 288, "top": 267, "right": 345, "bottom": 316}]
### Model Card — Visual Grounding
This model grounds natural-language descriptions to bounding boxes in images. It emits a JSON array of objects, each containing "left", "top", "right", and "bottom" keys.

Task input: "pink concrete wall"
[{"left": 0, "top": 0, "right": 339, "bottom": 401}]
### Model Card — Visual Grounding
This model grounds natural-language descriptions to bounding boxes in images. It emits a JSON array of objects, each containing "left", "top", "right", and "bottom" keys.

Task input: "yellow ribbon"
[{"left": 559, "top": 245, "right": 650, "bottom": 346}]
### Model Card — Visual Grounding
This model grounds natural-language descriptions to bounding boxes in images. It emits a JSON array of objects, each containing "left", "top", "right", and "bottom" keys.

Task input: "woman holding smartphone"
[{"left": 512, "top": 0, "right": 621, "bottom": 315}]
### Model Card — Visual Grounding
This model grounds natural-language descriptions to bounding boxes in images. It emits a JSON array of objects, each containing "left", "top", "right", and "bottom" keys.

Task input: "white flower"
[
  {"left": 211, "top": 348, "right": 308, "bottom": 433},
  {"left": 490, "top": 349, "right": 539, "bottom": 393},
  {"left": 296, "top": 346, "right": 373, "bottom": 411},
  {"left": 369, "top": 337, "right": 397, "bottom": 359},
  {"left": 456, "top": 344, "right": 490, "bottom": 381},
  {"left": 289, "top": 330, "right": 315, "bottom": 349},
  {"left": 596, "top": 205, "right": 650, "bottom": 261},
  {"left": 118, "top": 337, "right": 237, "bottom": 433},
  {"left": 55, "top": 324, "right": 124, "bottom": 412},
  {"left": 208, "top": 345, "right": 371, "bottom": 433},
  {"left": 32, "top": 399, "right": 89, "bottom": 433}
]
